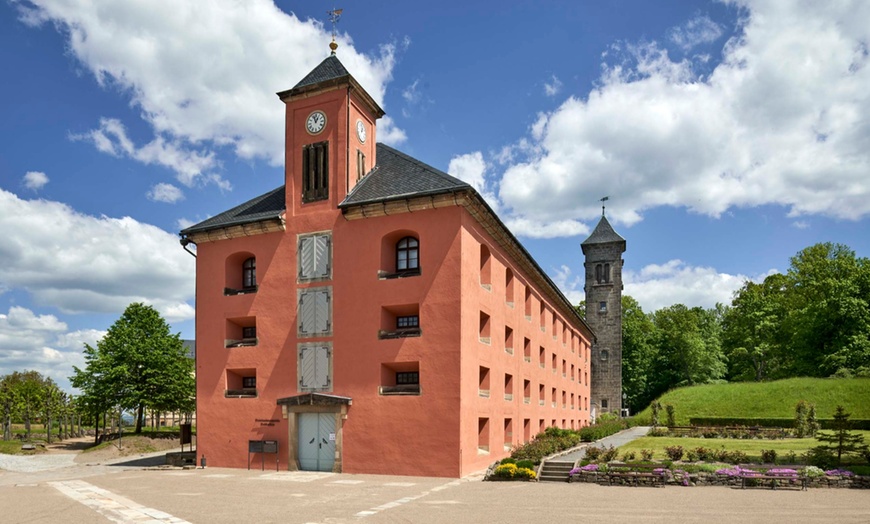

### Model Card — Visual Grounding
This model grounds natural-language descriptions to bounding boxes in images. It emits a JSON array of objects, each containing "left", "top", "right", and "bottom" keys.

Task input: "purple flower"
[
  {"left": 766, "top": 468, "right": 798, "bottom": 477},
  {"left": 825, "top": 469, "right": 854, "bottom": 477},
  {"left": 579, "top": 464, "right": 599, "bottom": 471}
]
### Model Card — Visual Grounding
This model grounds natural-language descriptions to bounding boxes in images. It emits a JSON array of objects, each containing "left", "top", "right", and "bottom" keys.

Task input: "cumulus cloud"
[
  {"left": 544, "top": 75, "right": 563, "bottom": 97},
  {"left": 16, "top": 0, "right": 405, "bottom": 173},
  {"left": 0, "top": 189, "right": 194, "bottom": 320},
  {"left": 624, "top": 259, "right": 772, "bottom": 311},
  {"left": 0, "top": 306, "right": 105, "bottom": 391},
  {"left": 448, "top": 151, "right": 500, "bottom": 211},
  {"left": 668, "top": 14, "right": 724, "bottom": 51},
  {"left": 147, "top": 183, "right": 185, "bottom": 204},
  {"left": 494, "top": 1, "right": 870, "bottom": 235},
  {"left": 23, "top": 171, "right": 49, "bottom": 191},
  {"left": 377, "top": 115, "right": 408, "bottom": 146}
]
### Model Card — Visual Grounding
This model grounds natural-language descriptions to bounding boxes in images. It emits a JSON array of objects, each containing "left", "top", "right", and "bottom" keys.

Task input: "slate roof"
[
  {"left": 340, "top": 144, "right": 471, "bottom": 207},
  {"left": 179, "top": 185, "right": 285, "bottom": 236},
  {"left": 292, "top": 55, "right": 350, "bottom": 90},
  {"left": 581, "top": 215, "right": 625, "bottom": 246}
]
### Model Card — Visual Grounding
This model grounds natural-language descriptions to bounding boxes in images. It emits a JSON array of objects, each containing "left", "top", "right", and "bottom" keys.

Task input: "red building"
[{"left": 180, "top": 52, "right": 594, "bottom": 477}]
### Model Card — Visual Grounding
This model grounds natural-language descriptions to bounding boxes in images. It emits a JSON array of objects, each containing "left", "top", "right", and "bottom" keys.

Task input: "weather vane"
[
  {"left": 600, "top": 196, "right": 610, "bottom": 216},
  {"left": 328, "top": 7, "right": 343, "bottom": 55}
]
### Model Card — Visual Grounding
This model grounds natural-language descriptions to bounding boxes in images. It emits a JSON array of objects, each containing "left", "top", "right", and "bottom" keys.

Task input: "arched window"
[
  {"left": 595, "top": 264, "right": 603, "bottom": 283},
  {"left": 604, "top": 263, "right": 611, "bottom": 283},
  {"left": 396, "top": 237, "right": 419, "bottom": 271},
  {"left": 243, "top": 257, "right": 256, "bottom": 289}
]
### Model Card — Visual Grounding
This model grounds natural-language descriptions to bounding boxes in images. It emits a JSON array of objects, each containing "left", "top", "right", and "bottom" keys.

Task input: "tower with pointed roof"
[{"left": 581, "top": 210, "right": 626, "bottom": 416}]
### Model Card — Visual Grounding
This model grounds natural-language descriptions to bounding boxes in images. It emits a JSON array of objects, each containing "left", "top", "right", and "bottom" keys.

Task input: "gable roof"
[
  {"left": 179, "top": 185, "right": 285, "bottom": 237},
  {"left": 581, "top": 215, "right": 625, "bottom": 246},
  {"left": 339, "top": 144, "right": 471, "bottom": 207}
]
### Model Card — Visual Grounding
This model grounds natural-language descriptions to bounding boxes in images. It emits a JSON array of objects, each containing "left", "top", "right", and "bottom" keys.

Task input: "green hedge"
[{"left": 688, "top": 417, "right": 870, "bottom": 430}]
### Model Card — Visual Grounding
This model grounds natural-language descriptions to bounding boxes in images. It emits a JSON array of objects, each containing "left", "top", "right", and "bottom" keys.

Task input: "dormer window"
[
  {"left": 302, "top": 141, "right": 329, "bottom": 203},
  {"left": 243, "top": 257, "right": 256, "bottom": 289}
]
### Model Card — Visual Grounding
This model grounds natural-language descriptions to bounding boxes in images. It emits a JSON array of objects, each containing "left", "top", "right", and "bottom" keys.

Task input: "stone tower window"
[
  {"left": 601, "top": 398, "right": 609, "bottom": 409},
  {"left": 599, "top": 301, "right": 607, "bottom": 313},
  {"left": 600, "top": 350, "right": 609, "bottom": 361}
]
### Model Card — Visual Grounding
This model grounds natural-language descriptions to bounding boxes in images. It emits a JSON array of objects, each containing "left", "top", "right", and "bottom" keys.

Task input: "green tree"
[
  {"left": 650, "top": 304, "right": 726, "bottom": 389},
  {"left": 620, "top": 295, "right": 658, "bottom": 414},
  {"left": 3, "top": 370, "right": 50, "bottom": 440},
  {"left": 815, "top": 406, "right": 868, "bottom": 466},
  {"left": 722, "top": 273, "right": 789, "bottom": 381},
  {"left": 71, "top": 303, "right": 194, "bottom": 434},
  {"left": 786, "top": 243, "right": 870, "bottom": 376}
]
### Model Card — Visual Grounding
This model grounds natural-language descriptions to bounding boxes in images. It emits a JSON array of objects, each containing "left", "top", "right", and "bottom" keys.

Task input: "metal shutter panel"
[
  {"left": 313, "top": 235, "right": 330, "bottom": 279},
  {"left": 314, "top": 346, "right": 330, "bottom": 389},
  {"left": 314, "top": 289, "right": 330, "bottom": 333},
  {"left": 299, "top": 236, "right": 314, "bottom": 280},
  {"left": 298, "top": 290, "right": 317, "bottom": 335},
  {"left": 299, "top": 346, "right": 316, "bottom": 389}
]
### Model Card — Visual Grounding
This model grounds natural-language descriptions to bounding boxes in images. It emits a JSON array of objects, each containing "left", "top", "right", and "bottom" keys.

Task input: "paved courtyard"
[{"left": 1, "top": 452, "right": 869, "bottom": 523}]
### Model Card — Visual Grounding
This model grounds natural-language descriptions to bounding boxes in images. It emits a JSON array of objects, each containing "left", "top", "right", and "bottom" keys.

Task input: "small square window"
[
  {"left": 242, "top": 376, "right": 256, "bottom": 389},
  {"left": 599, "top": 301, "right": 607, "bottom": 313},
  {"left": 601, "top": 398, "right": 609, "bottom": 409},
  {"left": 396, "top": 372, "right": 419, "bottom": 385},
  {"left": 397, "top": 315, "right": 419, "bottom": 329},
  {"left": 601, "top": 350, "right": 609, "bottom": 361},
  {"left": 242, "top": 326, "right": 257, "bottom": 339}
]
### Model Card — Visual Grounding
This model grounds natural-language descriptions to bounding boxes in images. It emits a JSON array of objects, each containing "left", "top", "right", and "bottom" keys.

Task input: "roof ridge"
[{"left": 376, "top": 143, "right": 470, "bottom": 188}]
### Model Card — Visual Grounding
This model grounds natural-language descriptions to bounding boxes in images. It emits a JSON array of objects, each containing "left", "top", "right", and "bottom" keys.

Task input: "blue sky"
[{"left": 2, "top": 0, "right": 869, "bottom": 391}]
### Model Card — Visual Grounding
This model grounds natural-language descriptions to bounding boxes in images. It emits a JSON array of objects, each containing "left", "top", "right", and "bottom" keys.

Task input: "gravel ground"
[{"left": 0, "top": 453, "right": 77, "bottom": 473}]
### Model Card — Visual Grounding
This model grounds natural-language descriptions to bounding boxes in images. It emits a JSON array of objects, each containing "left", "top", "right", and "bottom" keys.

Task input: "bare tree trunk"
[
  {"left": 135, "top": 405, "right": 144, "bottom": 434},
  {"left": 94, "top": 413, "right": 100, "bottom": 444},
  {"left": 47, "top": 410, "right": 53, "bottom": 444}
]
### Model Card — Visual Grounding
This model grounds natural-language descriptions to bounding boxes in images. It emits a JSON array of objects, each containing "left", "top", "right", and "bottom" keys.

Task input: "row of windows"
[{"left": 477, "top": 366, "right": 588, "bottom": 409}]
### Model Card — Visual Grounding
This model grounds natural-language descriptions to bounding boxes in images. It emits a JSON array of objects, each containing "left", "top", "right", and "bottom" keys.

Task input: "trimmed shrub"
[
  {"left": 601, "top": 445, "right": 619, "bottom": 462},
  {"left": 761, "top": 449, "right": 777, "bottom": 463},
  {"left": 515, "top": 459, "right": 535, "bottom": 470},
  {"left": 664, "top": 445, "right": 684, "bottom": 461},
  {"left": 640, "top": 449, "right": 654, "bottom": 461},
  {"left": 621, "top": 451, "right": 636, "bottom": 462},
  {"left": 688, "top": 417, "right": 870, "bottom": 430},
  {"left": 500, "top": 457, "right": 517, "bottom": 465},
  {"left": 514, "top": 467, "right": 536, "bottom": 480},
  {"left": 584, "top": 445, "right": 602, "bottom": 461},
  {"left": 493, "top": 463, "right": 518, "bottom": 478}
]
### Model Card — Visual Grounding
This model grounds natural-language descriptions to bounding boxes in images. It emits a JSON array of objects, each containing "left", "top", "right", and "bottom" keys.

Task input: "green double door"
[{"left": 298, "top": 413, "right": 336, "bottom": 472}]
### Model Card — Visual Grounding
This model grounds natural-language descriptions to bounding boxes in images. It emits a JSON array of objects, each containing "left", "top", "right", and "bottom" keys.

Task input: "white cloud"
[
  {"left": 18, "top": 0, "right": 405, "bottom": 172},
  {"left": 623, "top": 259, "right": 772, "bottom": 312},
  {"left": 0, "top": 306, "right": 106, "bottom": 391},
  {"left": 544, "top": 75, "right": 563, "bottom": 97},
  {"left": 504, "top": 217, "right": 588, "bottom": 239},
  {"left": 668, "top": 14, "right": 724, "bottom": 51},
  {"left": 493, "top": 1, "right": 870, "bottom": 235},
  {"left": 448, "top": 151, "right": 500, "bottom": 211},
  {"left": 552, "top": 265, "right": 584, "bottom": 306},
  {"left": 0, "top": 188, "right": 195, "bottom": 320},
  {"left": 377, "top": 115, "right": 408, "bottom": 146},
  {"left": 71, "top": 118, "right": 223, "bottom": 188},
  {"left": 23, "top": 171, "right": 49, "bottom": 191},
  {"left": 177, "top": 217, "right": 196, "bottom": 230},
  {"left": 147, "top": 183, "right": 185, "bottom": 204}
]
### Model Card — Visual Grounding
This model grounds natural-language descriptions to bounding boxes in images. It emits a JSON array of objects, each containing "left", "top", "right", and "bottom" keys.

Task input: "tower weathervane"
[
  {"left": 600, "top": 196, "right": 610, "bottom": 216},
  {"left": 328, "top": 8, "right": 343, "bottom": 55}
]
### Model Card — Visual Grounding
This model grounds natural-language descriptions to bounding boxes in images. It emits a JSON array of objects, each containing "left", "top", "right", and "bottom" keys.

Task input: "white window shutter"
[
  {"left": 314, "top": 235, "right": 330, "bottom": 278},
  {"left": 299, "top": 237, "right": 314, "bottom": 280},
  {"left": 299, "top": 346, "right": 316, "bottom": 389},
  {"left": 299, "top": 290, "right": 317, "bottom": 335},
  {"left": 315, "top": 289, "right": 330, "bottom": 333},
  {"left": 314, "top": 346, "right": 330, "bottom": 389}
]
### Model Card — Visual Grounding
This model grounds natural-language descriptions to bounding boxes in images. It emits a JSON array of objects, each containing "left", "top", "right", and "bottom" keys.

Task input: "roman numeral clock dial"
[{"left": 306, "top": 110, "right": 326, "bottom": 134}]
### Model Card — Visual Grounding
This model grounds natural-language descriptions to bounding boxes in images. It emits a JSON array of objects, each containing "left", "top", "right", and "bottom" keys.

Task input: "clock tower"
[
  {"left": 582, "top": 210, "right": 626, "bottom": 416},
  {"left": 276, "top": 50, "right": 385, "bottom": 218}
]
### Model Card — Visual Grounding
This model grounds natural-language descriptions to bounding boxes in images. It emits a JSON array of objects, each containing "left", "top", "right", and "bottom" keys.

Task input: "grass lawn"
[
  {"left": 634, "top": 377, "right": 870, "bottom": 425},
  {"left": 615, "top": 431, "right": 870, "bottom": 463}
]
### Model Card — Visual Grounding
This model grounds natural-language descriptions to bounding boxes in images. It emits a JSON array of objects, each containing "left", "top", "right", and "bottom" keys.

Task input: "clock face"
[
  {"left": 306, "top": 111, "right": 326, "bottom": 134},
  {"left": 356, "top": 120, "right": 367, "bottom": 143}
]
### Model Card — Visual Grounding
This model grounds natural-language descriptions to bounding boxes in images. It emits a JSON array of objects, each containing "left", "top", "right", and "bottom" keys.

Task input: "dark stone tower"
[{"left": 581, "top": 212, "right": 626, "bottom": 416}]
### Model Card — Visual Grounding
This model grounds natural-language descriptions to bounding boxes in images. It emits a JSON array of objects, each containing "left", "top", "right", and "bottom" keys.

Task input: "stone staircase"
[{"left": 538, "top": 460, "right": 574, "bottom": 482}]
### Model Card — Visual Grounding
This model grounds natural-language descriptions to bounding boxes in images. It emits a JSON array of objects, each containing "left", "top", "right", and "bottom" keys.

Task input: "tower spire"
[{"left": 327, "top": 8, "right": 343, "bottom": 55}]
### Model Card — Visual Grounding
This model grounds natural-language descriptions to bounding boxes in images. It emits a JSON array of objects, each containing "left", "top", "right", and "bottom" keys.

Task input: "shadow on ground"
[{"left": 108, "top": 455, "right": 167, "bottom": 468}]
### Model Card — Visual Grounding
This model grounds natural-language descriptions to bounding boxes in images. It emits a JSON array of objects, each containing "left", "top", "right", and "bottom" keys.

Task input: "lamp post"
[{"left": 622, "top": 392, "right": 628, "bottom": 418}]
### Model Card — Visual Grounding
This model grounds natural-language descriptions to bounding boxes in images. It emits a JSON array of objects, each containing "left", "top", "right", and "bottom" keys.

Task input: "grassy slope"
[{"left": 634, "top": 377, "right": 870, "bottom": 425}]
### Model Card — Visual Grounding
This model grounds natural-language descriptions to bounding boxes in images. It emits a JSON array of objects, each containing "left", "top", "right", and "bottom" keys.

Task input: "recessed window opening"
[
  {"left": 504, "top": 326, "right": 514, "bottom": 355},
  {"left": 226, "top": 317, "right": 257, "bottom": 348},
  {"left": 357, "top": 149, "right": 366, "bottom": 181},
  {"left": 505, "top": 268, "right": 514, "bottom": 304},
  {"left": 479, "top": 366, "right": 490, "bottom": 398},
  {"left": 479, "top": 311, "right": 491, "bottom": 344},
  {"left": 397, "top": 315, "right": 419, "bottom": 329},
  {"left": 478, "top": 418, "right": 490, "bottom": 453},
  {"left": 396, "top": 371, "right": 419, "bottom": 385},
  {"left": 479, "top": 245, "right": 492, "bottom": 289},
  {"left": 242, "top": 257, "right": 256, "bottom": 289},
  {"left": 523, "top": 337, "right": 531, "bottom": 362},
  {"left": 524, "top": 288, "right": 532, "bottom": 318},
  {"left": 599, "top": 301, "right": 607, "bottom": 313},
  {"left": 538, "top": 384, "right": 545, "bottom": 406},
  {"left": 396, "top": 237, "right": 419, "bottom": 272},
  {"left": 504, "top": 374, "right": 513, "bottom": 400},
  {"left": 539, "top": 346, "right": 545, "bottom": 368},
  {"left": 601, "top": 350, "right": 609, "bottom": 361},
  {"left": 242, "top": 376, "right": 256, "bottom": 388},
  {"left": 242, "top": 326, "right": 257, "bottom": 339},
  {"left": 601, "top": 398, "right": 609, "bottom": 410}
]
